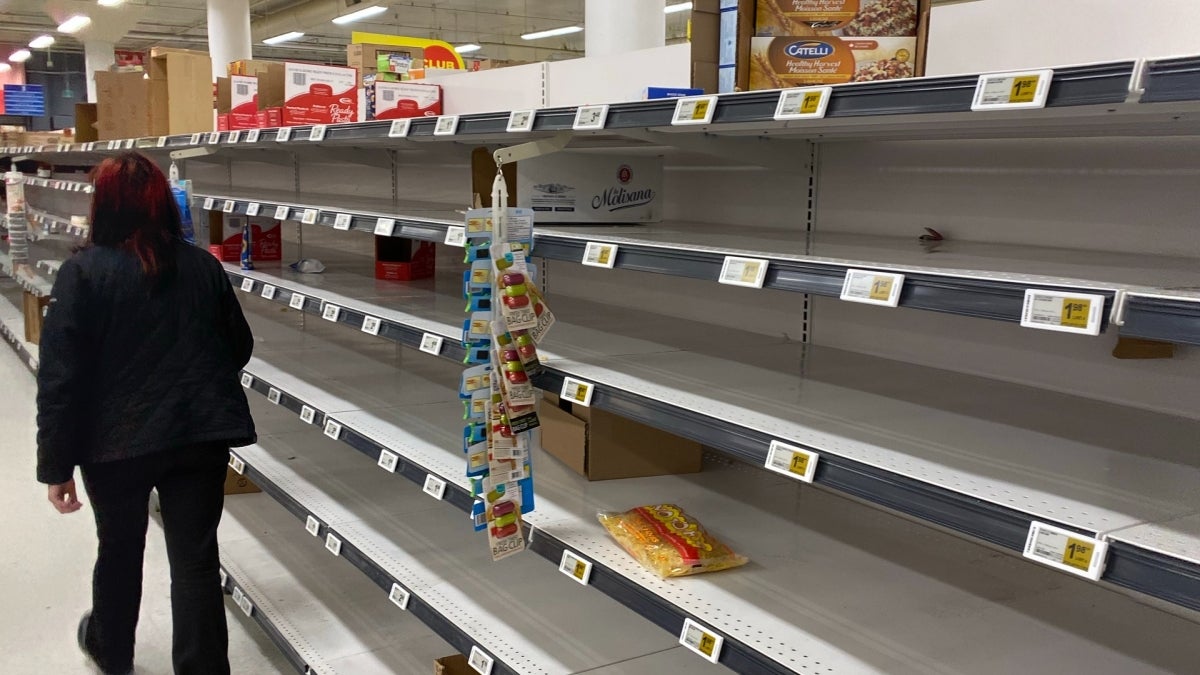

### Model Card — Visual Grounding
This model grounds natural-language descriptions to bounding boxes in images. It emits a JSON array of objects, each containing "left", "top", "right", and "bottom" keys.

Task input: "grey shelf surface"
[
  {"left": 237, "top": 300, "right": 1200, "bottom": 675},
  {"left": 224, "top": 242, "right": 1200, "bottom": 612}
]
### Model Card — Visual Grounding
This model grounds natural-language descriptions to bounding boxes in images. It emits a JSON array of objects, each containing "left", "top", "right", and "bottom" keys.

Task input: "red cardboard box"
[
  {"left": 257, "top": 107, "right": 283, "bottom": 128},
  {"left": 375, "top": 237, "right": 435, "bottom": 281},
  {"left": 217, "top": 114, "right": 230, "bottom": 131},
  {"left": 373, "top": 81, "right": 442, "bottom": 120},
  {"left": 210, "top": 216, "right": 282, "bottom": 263},
  {"left": 228, "top": 75, "right": 260, "bottom": 129},
  {"left": 283, "top": 63, "right": 357, "bottom": 126}
]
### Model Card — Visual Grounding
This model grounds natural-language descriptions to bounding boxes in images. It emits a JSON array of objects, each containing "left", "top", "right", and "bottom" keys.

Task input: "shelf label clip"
[
  {"left": 679, "top": 618, "right": 724, "bottom": 664},
  {"left": 1023, "top": 521, "right": 1108, "bottom": 580}
]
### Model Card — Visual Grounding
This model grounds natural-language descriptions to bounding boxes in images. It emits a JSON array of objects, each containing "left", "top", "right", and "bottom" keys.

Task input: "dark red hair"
[{"left": 89, "top": 152, "right": 182, "bottom": 278}]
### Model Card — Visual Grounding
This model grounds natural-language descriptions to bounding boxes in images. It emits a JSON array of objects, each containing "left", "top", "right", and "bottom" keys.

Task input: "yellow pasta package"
[{"left": 598, "top": 504, "right": 748, "bottom": 578}]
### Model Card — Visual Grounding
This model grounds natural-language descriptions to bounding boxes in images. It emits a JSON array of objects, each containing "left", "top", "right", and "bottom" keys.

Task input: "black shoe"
[{"left": 78, "top": 611, "right": 134, "bottom": 675}]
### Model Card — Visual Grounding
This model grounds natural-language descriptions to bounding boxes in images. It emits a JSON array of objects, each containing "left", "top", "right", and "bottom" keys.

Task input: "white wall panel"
[
  {"left": 545, "top": 44, "right": 692, "bottom": 107},
  {"left": 423, "top": 63, "right": 547, "bottom": 115}
]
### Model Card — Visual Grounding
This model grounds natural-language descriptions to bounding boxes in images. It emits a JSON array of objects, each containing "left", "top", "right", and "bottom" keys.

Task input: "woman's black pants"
[{"left": 80, "top": 443, "right": 231, "bottom": 675}]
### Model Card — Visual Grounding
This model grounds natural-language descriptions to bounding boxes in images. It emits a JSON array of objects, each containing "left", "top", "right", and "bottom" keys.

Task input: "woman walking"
[{"left": 36, "top": 152, "right": 256, "bottom": 675}]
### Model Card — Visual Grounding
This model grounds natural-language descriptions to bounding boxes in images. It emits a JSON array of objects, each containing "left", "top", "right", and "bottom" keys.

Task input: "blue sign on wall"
[{"left": 3, "top": 84, "right": 46, "bottom": 116}]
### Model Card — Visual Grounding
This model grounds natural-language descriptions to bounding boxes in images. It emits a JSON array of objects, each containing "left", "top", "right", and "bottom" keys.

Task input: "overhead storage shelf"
[
  {"left": 224, "top": 249, "right": 1200, "bottom": 614},
  {"left": 231, "top": 300, "right": 1200, "bottom": 675}
]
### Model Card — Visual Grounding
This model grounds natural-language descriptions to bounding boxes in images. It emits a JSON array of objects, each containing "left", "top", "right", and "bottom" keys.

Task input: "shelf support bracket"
[
  {"left": 610, "top": 129, "right": 809, "bottom": 173},
  {"left": 493, "top": 132, "right": 570, "bottom": 166}
]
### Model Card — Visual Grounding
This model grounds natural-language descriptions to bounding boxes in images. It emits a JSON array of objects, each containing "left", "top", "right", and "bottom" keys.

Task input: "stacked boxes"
[
  {"left": 750, "top": 0, "right": 925, "bottom": 89},
  {"left": 219, "top": 60, "right": 357, "bottom": 128},
  {"left": 91, "top": 48, "right": 212, "bottom": 140},
  {"left": 371, "top": 81, "right": 442, "bottom": 120}
]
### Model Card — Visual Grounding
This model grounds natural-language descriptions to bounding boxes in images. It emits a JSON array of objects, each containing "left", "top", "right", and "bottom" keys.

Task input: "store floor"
[{"left": 0, "top": 346, "right": 289, "bottom": 674}]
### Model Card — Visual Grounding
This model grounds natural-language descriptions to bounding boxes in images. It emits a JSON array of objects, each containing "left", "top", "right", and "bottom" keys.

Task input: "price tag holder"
[
  {"left": 374, "top": 217, "right": 396, "bottom": 236},
  {"left": 581, "top": 242, "right": 618, "bottom": 269},
  {"left": 274, "top": 205, "right": 290, "bottom": 221},
  {"left": 305, "top": 515, "right": 321, "bottom": 536},
  {"left": 573, "top": 104, "right": 609, "bottom": 131},
  {"left": 240, "top": 278, "right": 255, "bottom": 292},
  {"left": 719, "top": 256, "right": 768, "bottom": 289},
  {"left": 361, "top": 315, "right": 382, "bottom": 336},
  {"left": 1020, "top": 290, "right": 1104, "bottom": 336},
  {"left": 972, "top": 69, "right": 1054, "bottom": 111},
  {"left": 775, "top": 86, "right": 832, "bottom": 120},
  {"left": 245, "top": 129, "right": 261, "bottom": 143},
  {"left": 203, "top": 197, "right": 216, "bottom": 211},
  {"left": 231, "top": 587, "right": 244, "bottom": 605},
  {"left": 267, "top": 387, "right": 282, "bottom": 405},
  {"left": 1023, "top": 521, "right": 1108, "bottom": 580},
  {"left": 419, "top": 333, "right": 444, "bottom": 356},
  {"left": 223, "top": 199, "right": 236, "bottom": 214},
  {"left": 840, "top": 269, "right": 904, "bottom": 307},
  {"left": 300, "top": 208, "right": 319, "bottom": 225},
  {"left": 300, "top": 405, "right": 317, "bottom": 425},
  {"left": 240, "top": 373, "right": 254, "bottom": 388},
  {"left": 156, "top": 136, "right": 168, "bottom": 148},
  {"left": 559, "top": 549, "right": 593, "bottom": 585},
  {"left": 126, "top": 139, "right": 137, "bottom": 149},
  {"left": 321, "top": 304, "right": 342, "bottom": 322},
  {"left": 434, "top": 115, "right": 460, "bottom": 136},
  {"left": 189, "top": 133, "right": 202, "bottom": 145},
  {"left": 672, "top": 95, "right": 718, "bottom": 126},
  {"left": 289, "top": 293, "right": 307, "bottom": 310},
  {"left": 309, "top": 124, "right": 327, "bottom": 141},
  {"left": 246, "top": 202, "right": 261, "bottom": 216},
  {"left": 679, "top": 618, "right": 724, "bottom": 664},
  {"left": 333, "top": 213, "right": 353, "bottom": 230},
  {"left": 207, "top": 132, "right": 221, "bottom": 145},
  {"left": 560, "top": 377, "right": 595, "bottom": 407},
  {"left": 229, "top": 454, "right": 246, "bottom": 475},
  {"left": 388, "top": 583, "right": 411, "bottom": 610},
  {"left": 228, "top": 130, "right": 241, "bottom": 143},
  {"left": 507, "top": 109, "right": 536, "bottom": 132},
  {"left": 324, "top": 419, "right": 343, "bottom": 440},
  {"left": 444, "top": 226, "right": 467, "bottom": 247},
  {"left": 276, "top": 127, "right": 293, "bottom": 142},
  {"left": 423, "top": 474, "right": 447, "bottom": 500},
  {"left": 764, "top": 440, "right": 819, "bottom": 483},
  {"left": 261, "top": 285, "right": 277, "bottom": 300},
  {"left": 324, "top": 533, "right": 342, "bottom": 556},
  {"left": 238, "top": 595, "right": 253, "bottom": 617},
  {"left": 388, "top": 119, "right": 412, "bottom": 138},
  {"left": 377, "top": 450, "right": 399, "bottom": 473},
  {"left": 468, "top": 646, "right": 494, "bottom": 675}
]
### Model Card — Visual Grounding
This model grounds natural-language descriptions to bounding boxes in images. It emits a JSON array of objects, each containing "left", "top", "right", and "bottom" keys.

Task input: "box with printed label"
[
  {"left": 282, "top": 62, "right": 358, "bottom": 126},
  {"left": 372, "top": 81, "right": 442, "bottom": 120},
  {"left": 217, "top": 75, "right": 260, "bottom": 129},
  {"left": 257, "top": 107, "right": 283, "bottom": 128},
  {"left": 517, "top": 154, "right": 663, "bottom": 224},
  {"left": 375, "top": 236, "right": 435, "bottom": 281},
  {"left": 756, "top": 0, "right": 920, "bottom": 37},
  {"left": 750, "top": 36, "right": 917, "bottom": 88},
  {"left": 208, "top": 214, "right": 282, "bottom": 263}
]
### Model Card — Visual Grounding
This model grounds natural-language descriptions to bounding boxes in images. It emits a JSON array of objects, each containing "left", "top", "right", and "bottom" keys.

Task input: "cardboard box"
[
  {"left": 216, "top": 114, "right": 230, "bottom": 131},
  {"left": 74, "top": 103, "right": 99, "bottom": 143},
  {"left": 148, "top": 48, "right": 214, "bottom": 134},
  {"left": 22, "top": 291, "right": 49, "bottom": 344},
  {"left": 282, "top": 62, "right": 357, "bottom": 125},
  {"left": 372, "top": 81, "right": 442, "bottom": 120},
  {"left": 223, "top": 466, "right": 261, "bottom": 495},
  {"left": 434, "top": 655, "right": 473, "bottom": 675},
  {"left": 94, "top": 71, "right": 155, "bottom": 140},
  {"left": 348, "top": 43, "right": 417, "bottom": 73},
  {"left": 749, "top": 36, "right": 918, "bottom": 88},
  {"left": 756, "top": 0, "right": 920, "bottom": 37},
  {"left": 517, "top": 154, "right": 664, "bottom": 224},
  {"left": 718, "top": 0, "right": 757, "bottom": 93},
  {"left": 691, "top": 0, "right": 720, "bottom": 92},
  {"left": 216, "top": 75, "right": 260, "bottom": 129},
  {"left": 209, "top": 214, "right": 282, "bottom": 263},
  {"left": 539, "top": 392, "right": 702, "bottom": 481},
  {"left": 257, "top": 108, "right": 283, "bottom": 128},
  {"left": 375, "top": 237, "right": 435, "bottom": 281}
]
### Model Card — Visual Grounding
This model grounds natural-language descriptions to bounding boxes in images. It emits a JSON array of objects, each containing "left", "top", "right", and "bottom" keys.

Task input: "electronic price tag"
[
  {"left": 222, "top": 200, "right": 236, "bottom": 213},
  {"left": 228, "top": 454, "right": 246, "bottom": 475},
  {"left": 443, "top": 226, "right": 467, "bottom": 247},
  {"left": 309, "top": 124, "right": 327, "bottom": 141},
  {"left": 423, "top": 474, "right": 447, "bottom": 500},
  {"left": 203, "top": 197, "right": 216, "bottom": 211},
  {"left": 719, "top": 256, "right": 768, "bottom": 288},
  {"left": 239, "top": 278, "right": 255, "bottom": 292},
  {"left": 261, "top": 285, "right": 277, "bottom": 300},
  {"left": 267, "top": 388, "right": 282, "bottom": 405},
  {"left": 333, "top": 213, "right": 353, "bottom": 230},
  {"left": 377, "top": 450, "right": 399, "bottom": 473},
  {"left": 434, "top": 115, "right": 460, "bottom": 136},
  {"left": 245, "top": 129, "right": 261, "bottom": 143},
  {"left": 1019, "top": 290, "right": 1105, "bottom": 336},
  {"left": 246, "top": 203, "right": 261, "bottom": 216},
  {"left": 573, "top": 104, "right": 609, "bottom": 130},
  {"left": 679, "top": 619, "right": 724, "bottom": 664},
  {"left": 374, "top": 218, "right": 396, "bottom": 236},
  {"left": 388, "top": 119, "right": 411, "bottom": 138},
  {"left": 582, "top": 242, "right": 618, "bottom": 268},
  {"left": 300, "top": 406, "right": 317, "bottom": 424},
  {"left": 419, "top": 333, "right": 444, "bottom": 355},
  {"left": 305, "top": 515, "right": 321, "bottom": 536},
  {"left": 840, "top": 269, "right": 905, "bottom": 307},
  {"left": 361, "top": 315, "right": 382, "bottom": 336},
  {"left": 672, "top": 95, "right": 718, "bottom": 126},
  {"left": 324, "top": 419, "right": 343, "bottom": 440},
  {"left": 189, "top": 133, "right": 202, "bottom": 145},
  {"left": 388, "top": 583, "right": 411, "bottom": 610},
  {"left": 764, "top": 440, "right": 819, "bottom": 483},
  {"left": 228, "top": 131, "right": 241, "bottom": 143},
  {"left": 156, "top": 136, "right": 168, "bottom": 148},
  {"left": 207, "top": 132, "right": 220, "bottom": 145},
  {"left": 468, "top": 647, "right": 494, "bottom": 675},
  {"left": 324, "top": 533, "right": 342, "bottom": 556},
  {"left": 775, "top": 86, "right": 832, "bottom": 120},
  {"left": 507, "top": 110, "right": 536, "bottom": 132},
  {"left": 972, "top": 69, "right": 1054, "bottom": 111},
  {"left": 274, "top": 205, "right": 290, "bottom": 221},
  {"left": 560, "top": 377, "right": 595, "bottom": 407},
  {"left": 1024, "top": 521, "right": 1108, "bottom": 580},
  {"left": 321, "top": 304, "right": 342, "bottom": 322},
  {"left": 289, "top": 293, "right": 307, "bottom": 310},
  {"left": 300, "top": 208, "right": 319, "bottom": 225},
  {"left": 240, "top": 373, "right": 254, "bottom": 388},
  {"left": 559, "top": 549, "right": 593, "bottom": 585},
  {"left": 276, "top": 127, "right": 292, "bottom": 142}
]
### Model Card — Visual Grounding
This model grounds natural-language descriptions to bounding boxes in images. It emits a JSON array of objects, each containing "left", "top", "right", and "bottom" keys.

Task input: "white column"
[
  {"left": 207, "top": 0, "right": 253, "bottom": 80},
  {"left": 585, "top": 0, "right": 666, "bottom": 57},
  {"left": 83, "top": 41, "right": 115, "bottom": 103}
]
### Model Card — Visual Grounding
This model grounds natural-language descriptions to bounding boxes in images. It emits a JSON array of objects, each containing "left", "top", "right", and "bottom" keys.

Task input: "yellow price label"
[
  {"left": 1063, "top": 537, "right": 1095, "bottom": 571},
  {"left": 467, "top": 217, "right": 492, "bottom": 233},
  {"left": 698, "top": 634, "right": 717, "bottom": 657},
  {"left": 800, "top": 91, "right": 823, "bottom": 114},
  {"left": 692, "top": 100, "right": 710, "bottom": 120},
  {"left": 788, "top": 453, "right": 810, "bottom": 477},
  {"left": 868, "top": 276, "right": 894, "bottom": 302},
  {"left": 1009, "top": 75, "right": 1041, "bottom": 104},
  {"left": 1060, "top": 298, "right": 1091, "bottom": 328},
  {"left": 741, "top": 262, "right": 761, "bottom": 283},
  {"left": 597, "top": 247, "right": 612, "bottom": 265},
  {"left": 573, "top": 385, "right": 589, "bottom": 402},
  {"left": 573, "top": 561, "right": 587, "bottom": 579},
  {"left": 471, "top": 269, "right": 491, "bottom": 284}
]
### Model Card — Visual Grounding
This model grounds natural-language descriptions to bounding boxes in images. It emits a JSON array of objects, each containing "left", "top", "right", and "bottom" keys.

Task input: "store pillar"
[
  {"left": 83, "top": 41, "right": 115, "bottom": 102},
  {"left": 585, "top": 0, "right": 666, "bottom": 57},
  {"left": 207, "top": 0, "right": 253, "bottom": 80}
]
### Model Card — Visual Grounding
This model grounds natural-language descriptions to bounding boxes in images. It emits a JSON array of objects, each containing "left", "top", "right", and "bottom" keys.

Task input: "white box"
[
  {"left": 284, "top": 63, "right": 358, "bottom": 126},
  {"left": 374, "top": 81, "right": 442, "bottom": 120},
  {"left": 517, "top": 154, "right": 663, "bottom": 224}
]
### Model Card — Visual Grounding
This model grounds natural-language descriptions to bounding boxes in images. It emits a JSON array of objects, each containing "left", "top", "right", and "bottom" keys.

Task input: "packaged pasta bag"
[{"left": 598, "top": 504, "right": 748, "bottom": 578}]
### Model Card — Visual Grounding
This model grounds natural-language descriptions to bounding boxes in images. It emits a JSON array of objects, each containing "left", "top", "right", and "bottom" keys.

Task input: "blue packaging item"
[
  {"left": 171, "top": 183, "right": 195, "bottom": 244},
  {"left": 240, "top": 220, "right": 253, "bottom": 270},
  {"left": 644, "top": 86, "right": 705, "bottom": 100}
]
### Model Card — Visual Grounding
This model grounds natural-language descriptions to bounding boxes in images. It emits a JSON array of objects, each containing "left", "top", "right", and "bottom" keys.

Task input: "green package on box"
[{"left": 377, "top": 52, "right": 413, "bottom": 75}]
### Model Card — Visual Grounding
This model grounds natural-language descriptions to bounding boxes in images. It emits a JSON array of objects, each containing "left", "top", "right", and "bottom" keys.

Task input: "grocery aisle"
[{"left": 0, "top": 345, "right": 289, "bottom": 674}]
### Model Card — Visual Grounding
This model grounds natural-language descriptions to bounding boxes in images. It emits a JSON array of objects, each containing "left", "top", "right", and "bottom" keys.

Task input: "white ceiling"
[{"left": 1, "top": 0, "right": 691, "bottom": 64}]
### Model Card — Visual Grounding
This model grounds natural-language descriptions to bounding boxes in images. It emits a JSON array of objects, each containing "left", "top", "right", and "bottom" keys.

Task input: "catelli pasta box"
[
  {"left": 750, "top": 36, "right": 918, "bottom": 87},
  {"left": 282, "top": 62, "right": 358, "bottom": 126},
  {"left": 756, "top": 0, "right": 920, "bottom": 37}
]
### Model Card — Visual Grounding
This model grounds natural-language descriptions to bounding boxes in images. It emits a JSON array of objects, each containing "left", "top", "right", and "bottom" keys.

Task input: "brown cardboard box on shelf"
[
  {"left": 348, "top": 43, "right": 418, "bottom": 73},
  {"left": 539, "top": 392, "right": 702, "bottom": 481},
  {"left": 691, "top": 0, "right": 720, "bottom": 92},
  {"left": 223, "top": 466, "right": 260, "bottom": 495},
  {"left": 756, "top": 0, "right": 921, "bottom": 37},
  {"left": 74, "top": 103, "right": 99, "bottom": 142},
  {"left": 94, "top": 71, "right": 156, "bottom": 140},
  {"left": 749, "top": 35, "right": 918, "bottom": 88},
  {"left": 149, "top": 48, "right": 213, "bottom": 135},
  {"left": 433, "top": 655, "right": 472, "bottom": 675},
  {"left": 22, "top": 291, "right": 49, "bottom": 344}
]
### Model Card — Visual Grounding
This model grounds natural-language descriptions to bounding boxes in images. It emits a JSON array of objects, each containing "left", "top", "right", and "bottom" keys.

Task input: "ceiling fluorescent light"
[
  {"left": 58, "top": 15, "right": 93, "bottom": 33},
  {"left": 332, "top": 5, "right": 387, "bottom": 25},
  {"left": 454, "top": 44, "right": 482, "bottom": 53},
  {"left": 263, "top": 31, "right": 305, "bottom": 45},
  {"left": 0, "top": 63, "right": 11, "bottom": 73},
  {"left": 664, "top": 2, "right": 693, "bottom": 12},
  {"left": 98, "top": 0, "right": 126, "bottom": 6},
  {"left": 9, "top": 49, "right": 32, "bottom": 63},
  {"left": 30, "top": 35, "right": 55, "bottom": 49},
  {"left": 521, "top": 25, "right": 583, "bottom": 40}
]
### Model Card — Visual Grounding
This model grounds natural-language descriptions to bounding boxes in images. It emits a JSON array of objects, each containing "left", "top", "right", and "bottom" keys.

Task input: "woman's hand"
[{"left": 48, "top": 479, "right": 83, "bottom": 514}]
